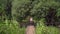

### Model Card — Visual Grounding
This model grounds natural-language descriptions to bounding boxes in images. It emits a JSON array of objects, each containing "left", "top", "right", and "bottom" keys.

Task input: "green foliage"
[
  {"left": 36, "top": 19, "right": 60, "bottom": 34},
  {"left": 20, "top": 28, "right": 25, "bottom": 34},
  {"left": 0, "top": 0, "right": 60, "bottom": 34},
  {"left": 56, "top": 8, "right": 60, "bottom": 17},
  {"left": 36, "top": 26, "right": 60, "bottom": 34},
  {"left": 12, "top": 0, "right": 60, "bottom": 22},
  {"left": 0, "top": 20, "right": 25, "bottom": 34}
]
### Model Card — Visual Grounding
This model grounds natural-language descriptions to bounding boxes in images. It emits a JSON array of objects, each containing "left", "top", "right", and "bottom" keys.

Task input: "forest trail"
[{"left": 26, "top": 25, "right": 35, "bottom": 34}]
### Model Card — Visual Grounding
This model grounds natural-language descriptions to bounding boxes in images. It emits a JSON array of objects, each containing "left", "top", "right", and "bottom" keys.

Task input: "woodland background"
[{"left": 0, "top": 0, "right": 60, "bottom": 34}]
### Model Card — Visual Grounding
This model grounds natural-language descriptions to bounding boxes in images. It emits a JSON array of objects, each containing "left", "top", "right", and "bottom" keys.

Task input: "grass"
[
  {"left": 0, "top": 19, "right": 60, "bottom": 34},
  {"left": 36, "top": 19, "right": 60, "bottom": 34},
  {"left": 36, "top": 25, "right": 60, "bottom": 34},
  {"left": 20, "top": 28, "right": 25, "bottom": 34}
]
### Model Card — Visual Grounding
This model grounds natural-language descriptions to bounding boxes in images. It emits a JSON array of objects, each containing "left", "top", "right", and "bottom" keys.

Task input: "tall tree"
[
  {"left": 5, "top": 0, "right": 12, "bottom": 20},
  {"left": 12, "top": 0, "right": 60, "bottom": 25}
]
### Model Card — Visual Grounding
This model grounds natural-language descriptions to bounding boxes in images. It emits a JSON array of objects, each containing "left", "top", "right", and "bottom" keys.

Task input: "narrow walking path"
[{"left": 26, "top": 25, "right": 35, "bottom": 34}]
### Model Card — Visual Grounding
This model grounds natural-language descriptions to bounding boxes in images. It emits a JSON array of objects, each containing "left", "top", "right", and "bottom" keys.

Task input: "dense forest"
[{"left": 0, "top": 0, "right": 60, "bottom": 34}]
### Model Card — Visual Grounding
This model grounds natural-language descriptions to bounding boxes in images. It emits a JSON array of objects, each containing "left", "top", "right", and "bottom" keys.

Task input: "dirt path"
[{"left": 26, "top": 25, "right": 35, "bottom": 34}]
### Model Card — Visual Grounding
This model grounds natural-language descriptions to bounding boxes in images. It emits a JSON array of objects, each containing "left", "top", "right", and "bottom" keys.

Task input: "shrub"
[
  {"left": 0, "top": 20, "right": 25, "bottom": 34},
  {"left": 36, "top": 19, "right": 60, "bottom": 34}
]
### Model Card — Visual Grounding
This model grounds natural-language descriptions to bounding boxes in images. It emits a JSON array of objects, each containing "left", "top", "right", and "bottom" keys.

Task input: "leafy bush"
[
  {"left": 0, "top": 19, "right": 60, "bottom": 34},
  {"left": 36, "top": 19, "right": 60, "bottom": 34},
  {"left": 0, "top": 20, "right": 25, "bottom": 34}
]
